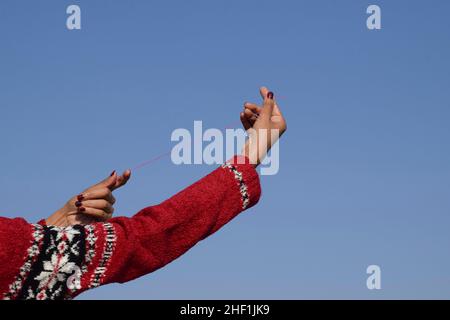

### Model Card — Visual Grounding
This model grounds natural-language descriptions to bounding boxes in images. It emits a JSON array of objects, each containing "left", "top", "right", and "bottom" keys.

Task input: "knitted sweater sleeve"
[{"left": 0, "top": 156, "right": 261, "bottom": 300}]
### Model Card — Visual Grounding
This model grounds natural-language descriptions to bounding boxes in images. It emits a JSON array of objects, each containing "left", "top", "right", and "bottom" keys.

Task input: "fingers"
[
  {"left": 81, "top": 188, "right": 115, "bottom": 204},
  {"left": 244, "top": 102, "right": 262, "bottom": 114},
  {"left": 272, "top": 103, "right": 283, "bottom": 117},
  {"left": 71, "top": 170, "right": 130, "bottom": 224},
  {"left": 74, "top": 189, "right": 115, "bottom": 222},
  {"left": 244, "top": 108, "right": 259, "bottom": 122},
  {"left": 111, "top": 169, "right": 132, "bottom": 191},
  {"left": 242, "top": 102, "right": 261, "bottom": 128},
  {"left": 78, "top": 207, "right": 112, "bottom": 221},
  {"left": 90, "top": 171, "right": 118, "bottom": 190},
  {"left": 259, "top": 92, "right": 275, "bottom": 121},
  {"left": 259, "top": 87, "right": 286, "bottom": 132},
  {"left": 259, "top": 86, "right": 269, "bottom": 99},
  {"left": 271, "top": 104, "right": 287, "bottom": 131},
  {"left": 241, "top": 88, "right": 276, "bottom": 130},
  {"left": 80, "top": 199, "right": 114, "bottom": 214},
  {"left": 240, "top": 112, "right": 252, "bottom": 130},
  {"left": 258, "top": 86, "right": 276, "bottom": 120},
  {"left": 73, "top": 169, "right": 131, "bottom": 224}
]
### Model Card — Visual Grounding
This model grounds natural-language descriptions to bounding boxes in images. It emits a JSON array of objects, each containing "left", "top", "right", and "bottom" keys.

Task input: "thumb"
[
  {"left": 110, "top": 169, "right": 132, "bottom": 191},
  {"left": 96, "top": 171, "right": 118, "bottom": 190},
  {"left": 259, "top": 91, "right": 275, "bottom": 121}
]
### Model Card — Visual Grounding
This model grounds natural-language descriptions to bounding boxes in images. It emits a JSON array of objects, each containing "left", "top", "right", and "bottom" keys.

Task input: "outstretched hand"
[{"left": 46, "top": 170, "right": 131, "bottom": 227}]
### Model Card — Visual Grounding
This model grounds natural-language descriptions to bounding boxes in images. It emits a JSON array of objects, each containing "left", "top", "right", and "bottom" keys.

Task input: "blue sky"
[{"left": 0, "top": 0, "right": 449, "bottom": 299}]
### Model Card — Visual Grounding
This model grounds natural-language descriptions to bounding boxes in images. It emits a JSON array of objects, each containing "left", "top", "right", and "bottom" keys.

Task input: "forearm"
[
  {"left": 0, "top": 157, "right": 261, "bottom": 300},
  {"left": 102, "top": 155, "right": 261, "bottom": 284}
]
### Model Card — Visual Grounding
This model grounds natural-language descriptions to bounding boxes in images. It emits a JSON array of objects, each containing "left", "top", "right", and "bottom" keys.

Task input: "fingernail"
[
  {"left": 75, "top": 201, "right": 82, "bottom": 207},
  {"left": 110, "top": 170, "right": 116, "bottom": 177},
  {"left": 267, "top": 92, "right": 274, "bottom": 100},
  {"left": 79, "top": 207, "right": 86, "bottom": 212},
  {"left": 77, "top": 194, "right": 84, "bottom": 201}
]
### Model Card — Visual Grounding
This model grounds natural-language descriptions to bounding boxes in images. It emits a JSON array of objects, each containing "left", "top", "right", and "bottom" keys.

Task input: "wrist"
[
  {"left": 46, "top": 205, "right": 70, "bottom": 227},
  {"left": 241, "top": 142, "right": 260, "bottom": 168}
]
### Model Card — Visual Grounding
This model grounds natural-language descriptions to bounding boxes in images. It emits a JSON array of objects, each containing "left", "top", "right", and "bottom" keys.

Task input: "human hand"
[
  {"left": 240, "top": 87, "right": 287, "bottom": 166},
  {"left": 46, "top": 170, "right": 131, "bottom": 227}
]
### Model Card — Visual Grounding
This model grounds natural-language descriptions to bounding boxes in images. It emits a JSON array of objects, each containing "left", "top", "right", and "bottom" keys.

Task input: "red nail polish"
[
  {"left": 267, "top": 92, "right": 274, "bottom": 99},
  {"left": 110, "top": 170, "right": 116, "bottom": 177},
  {"left": 75, "top": 201, "right": 82, "bottom": 207},
  {"left": 77, "top": 194, "right": 84, "bottom": 201},
  {"left": 79, "top": 207, "right": 86, "bottom": 212}
]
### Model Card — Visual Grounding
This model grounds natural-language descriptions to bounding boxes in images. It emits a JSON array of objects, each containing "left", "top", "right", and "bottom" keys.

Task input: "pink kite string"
[
  {"left": 131, "top": 121, "right": 242, "bottom": 171},
  {"left": 130, "top": 95, "right": 284, "bottom": 171}
]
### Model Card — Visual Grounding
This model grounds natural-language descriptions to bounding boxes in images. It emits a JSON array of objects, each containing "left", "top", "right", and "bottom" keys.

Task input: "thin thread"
[
  {"left": 131, "top": 121, "right": 242, "bottom": 171},
  {"left": 130, "top": 97, "right": 276, "bottom": 171}
]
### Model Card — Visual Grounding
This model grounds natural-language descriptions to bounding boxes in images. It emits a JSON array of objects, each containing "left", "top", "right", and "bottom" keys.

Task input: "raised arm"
[
  {"left": 0, "top": 156, "right": 260, "bottom": 299},
  {"left": 0, "top": 87, "right": 286, "bottom": 300},
  {"left": 77, "top": 155, "right": 261, "bottom": 294}
]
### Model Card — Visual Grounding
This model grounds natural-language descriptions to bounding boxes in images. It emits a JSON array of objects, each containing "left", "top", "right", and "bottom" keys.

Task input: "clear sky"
[{"left": 1, "top": 0, "right": 449, "bottom": 299}]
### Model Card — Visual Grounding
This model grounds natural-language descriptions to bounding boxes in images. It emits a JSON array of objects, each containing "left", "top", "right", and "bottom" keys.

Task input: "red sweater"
[{"left": 0, "top": 156, "right": 261, "bottom": 300}]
